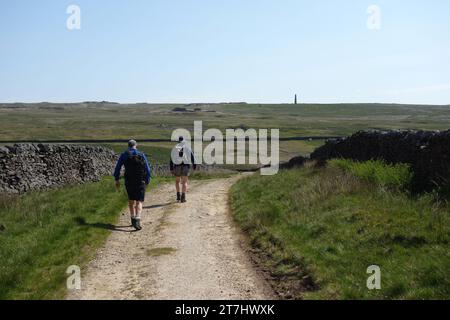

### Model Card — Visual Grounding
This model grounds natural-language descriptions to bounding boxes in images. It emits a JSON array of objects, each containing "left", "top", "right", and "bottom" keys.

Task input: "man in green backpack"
[{"left": 114, "top": 140, "right": 151, "bottom": 230}]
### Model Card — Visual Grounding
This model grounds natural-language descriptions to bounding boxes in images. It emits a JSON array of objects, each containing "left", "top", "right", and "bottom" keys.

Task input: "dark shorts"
[
  {"left": 173, "top": 164, "right": 190, "bottom": 177},
  {"left": 125, "top": 182, "right": 146, "bottom": 202}
]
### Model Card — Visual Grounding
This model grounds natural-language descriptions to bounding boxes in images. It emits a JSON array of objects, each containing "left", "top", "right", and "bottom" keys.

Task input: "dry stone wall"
[
  {"left": 0, "top": 144, "right": 217, "bottom": 194},
  {"left": 0, "top": 144, "right": 116, "bottom": 194},
  {"left": 310, "top": 130, "right": 450, "bottom": 193}
]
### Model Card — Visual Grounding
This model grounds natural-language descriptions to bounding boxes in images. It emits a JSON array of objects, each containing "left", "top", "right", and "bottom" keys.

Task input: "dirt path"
[{"left": 67, "top": 175, "right": 274, "bottom": 300}]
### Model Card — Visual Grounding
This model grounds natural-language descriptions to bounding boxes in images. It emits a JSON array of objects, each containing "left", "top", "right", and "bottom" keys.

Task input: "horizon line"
[{"left": 1, "top": 101, "right": 450, "bottom": 107}]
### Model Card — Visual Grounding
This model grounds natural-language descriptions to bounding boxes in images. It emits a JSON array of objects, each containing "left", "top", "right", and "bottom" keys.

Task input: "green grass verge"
[
  {"left": 0, "top": 177, "right": 131, "bottom": 300},
  {"left": 230, "top": 162, "right": 450, "bottom": 299}
]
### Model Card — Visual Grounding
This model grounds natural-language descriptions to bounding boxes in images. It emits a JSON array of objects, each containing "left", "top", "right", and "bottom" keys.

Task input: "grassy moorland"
[
  {"left": 1, "top": 102, "right": 449, "bottom": 140},
  {"left": 230, "top": 160, "right": 450, "bottom": 299},
  {"left": 1, "top": 102, "right": 449, "bottom": 161}
]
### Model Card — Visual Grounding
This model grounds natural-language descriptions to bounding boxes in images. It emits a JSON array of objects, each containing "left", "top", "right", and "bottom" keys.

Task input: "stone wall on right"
[{"left": 310, "top": 130, "right": 450, "bottom": 193}]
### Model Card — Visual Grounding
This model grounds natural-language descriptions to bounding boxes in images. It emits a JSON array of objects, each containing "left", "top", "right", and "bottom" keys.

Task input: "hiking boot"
[
  {"left": 177, "top": 192, "right": 181, "bottom": 202},
  {"left": 181, "top": 193, "right": 186, "bottom": 203},
  {"left": 134, "top": 217, "right": 142, "bottom": 231},
  {"left": 131, "top": 217, "right": 136, "bottom": 228}
]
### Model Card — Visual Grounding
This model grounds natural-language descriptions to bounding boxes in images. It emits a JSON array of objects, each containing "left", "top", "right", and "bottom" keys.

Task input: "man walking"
[
  {"left": 114, "top": 140, "right": 151, "bottom": 230},
  {"left": 170, "top": 137, "right": 196, "bottom": 203}
]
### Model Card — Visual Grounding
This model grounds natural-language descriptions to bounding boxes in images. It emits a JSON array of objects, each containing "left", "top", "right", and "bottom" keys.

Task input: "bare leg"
[
  {"left": 181, "top": 176, "right": 188, "bottom": 193},
  {"left": 135, "top": 201, "right": 143, "bottom": 218},
  {"left": 175, "top": 176, "right": 181, "bottom": 193},
  {"left": 128, "top": 200, "right": 136, "bottom": 218},
  {"left": 132, "top": 200, "right": 142, "bottom": 230}
]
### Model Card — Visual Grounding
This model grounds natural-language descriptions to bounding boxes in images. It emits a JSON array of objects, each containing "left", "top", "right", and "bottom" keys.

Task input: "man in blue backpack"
[{"left": 114, "top": 140, "right": 151, "bottom": 231}]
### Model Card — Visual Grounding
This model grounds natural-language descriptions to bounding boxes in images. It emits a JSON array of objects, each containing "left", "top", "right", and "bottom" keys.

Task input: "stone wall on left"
[{"left": 0, "top": 144, "right": 116, "bottom": 194}]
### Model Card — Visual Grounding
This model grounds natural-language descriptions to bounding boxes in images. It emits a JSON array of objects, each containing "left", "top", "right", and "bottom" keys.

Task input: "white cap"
[{"left": 128, "top": 140, "right": 137, "bottom": 148}]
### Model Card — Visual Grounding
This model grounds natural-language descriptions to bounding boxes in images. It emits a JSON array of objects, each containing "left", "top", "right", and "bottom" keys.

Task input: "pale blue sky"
[{"left": 1, "top": 0, "right": 449, "bottom": 104}]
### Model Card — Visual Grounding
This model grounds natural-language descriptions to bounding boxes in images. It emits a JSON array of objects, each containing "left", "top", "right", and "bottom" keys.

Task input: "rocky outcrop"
[
  {"left": 0, "top": 144, "right": 116, "bottom": 194},
  {"left": 310, "top": 130, "right": 450, "bottom": 193}
]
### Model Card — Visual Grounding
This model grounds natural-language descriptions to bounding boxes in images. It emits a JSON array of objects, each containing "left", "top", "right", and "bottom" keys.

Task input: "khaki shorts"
[{"left": 173, "top": 165, "right": 190, "bottom": 177}]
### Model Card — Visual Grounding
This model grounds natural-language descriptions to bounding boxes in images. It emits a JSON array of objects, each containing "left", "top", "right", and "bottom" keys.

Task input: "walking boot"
[{"left": 134, "top": 217, "right": 142, "bottom": 231}]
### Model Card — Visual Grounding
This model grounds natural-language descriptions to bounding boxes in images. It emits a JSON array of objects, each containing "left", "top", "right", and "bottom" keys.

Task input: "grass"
[
  {"left": 329, "top": 159, "right": 413, "bottom": 190},
  {"left": 99, "top": 143, "right": 172, "bottom": 164},
  {"left": 2, "top": 103, "right": 448, "bottom": 164},
  {"left": 100, "top": 140, "right": 319, "bottom": 165},
  {"left": 1, "top": 102, "right": 449, "bottom": 140},
  {"left": 0, "top": 177, "right": 154, "bottom": 299},
  {"left": 230, "top": 161, "right": 450, "bottom": 299},
  {"left": 98, "top": 140, "right": 310, "bottom": 166}
]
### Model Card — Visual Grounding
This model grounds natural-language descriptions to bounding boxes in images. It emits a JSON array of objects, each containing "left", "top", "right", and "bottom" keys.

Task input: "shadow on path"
[
  {"left": 74, "top": 217, "right": 136, "bottom": 233},
  {"left": 143, "top": 202, "right": 173, "bottom": 210}
]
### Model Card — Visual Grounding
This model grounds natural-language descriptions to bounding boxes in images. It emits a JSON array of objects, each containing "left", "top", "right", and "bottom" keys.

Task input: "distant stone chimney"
[{"left": 294, "top": 94, "right": 298, "bottom": 104}]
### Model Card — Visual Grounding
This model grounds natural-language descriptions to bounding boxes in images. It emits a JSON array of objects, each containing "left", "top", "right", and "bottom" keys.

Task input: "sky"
[{"left": 1, "top": 0, "right": 450, "bottom": 104}]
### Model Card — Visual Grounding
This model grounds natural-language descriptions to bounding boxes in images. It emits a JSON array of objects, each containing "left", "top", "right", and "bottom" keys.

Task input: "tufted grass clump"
[{"left": 328, "top": 159, "right": 413, "bottom": 190}]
